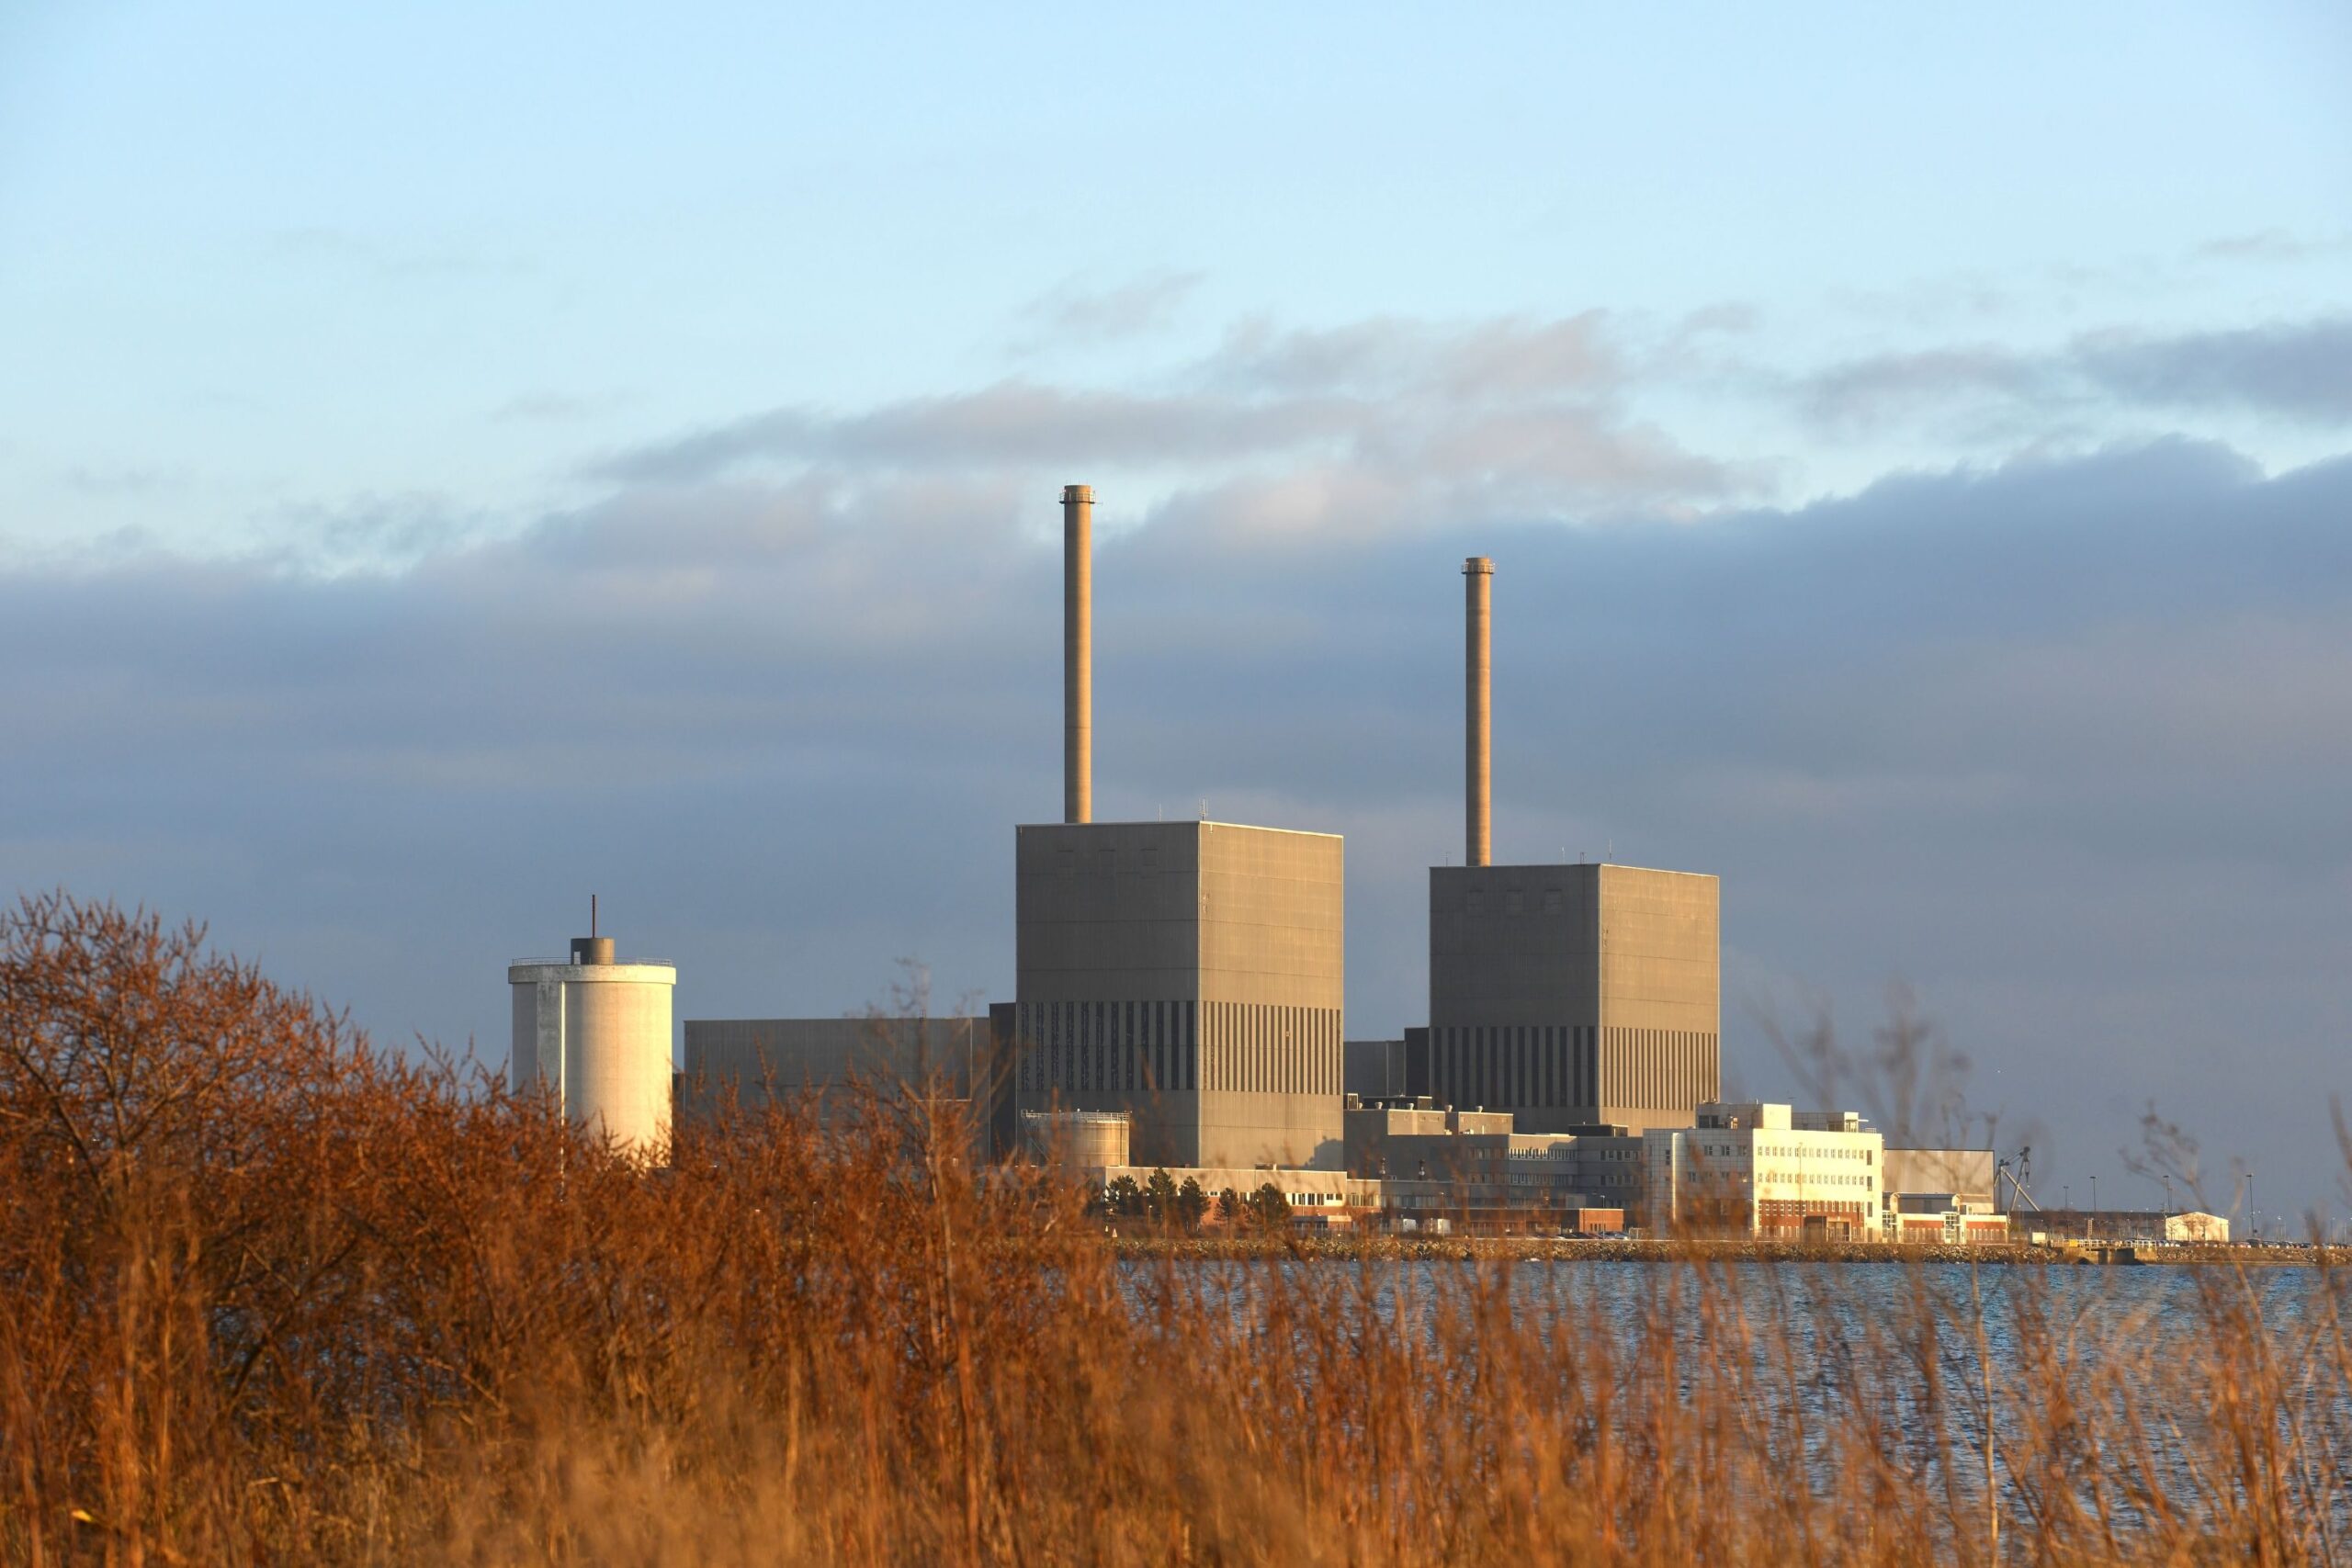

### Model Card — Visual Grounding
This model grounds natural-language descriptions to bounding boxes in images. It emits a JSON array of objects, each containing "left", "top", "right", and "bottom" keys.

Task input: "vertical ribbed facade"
[
  {"left": 1425, "top": 862, "right": 1718, "bottom": 1134},
  {"left": 1012, "top": 819, "right": 1344, "bottom": 1169}
]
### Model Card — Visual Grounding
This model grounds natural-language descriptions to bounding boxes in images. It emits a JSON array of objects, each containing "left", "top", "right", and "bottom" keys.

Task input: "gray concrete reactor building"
[
  {"left": 1427, "top": 860, "right": 1719, "bottom": 1133},
  {"left": 1422, "top": 555, "right": 1720, "bottom": 1134},
  {"left": 1010, "top": 484, "right": 1345, "bottom": 1169},
  {"left": 1012, "top": 818, "right": 1345, "bottom": 1169}
]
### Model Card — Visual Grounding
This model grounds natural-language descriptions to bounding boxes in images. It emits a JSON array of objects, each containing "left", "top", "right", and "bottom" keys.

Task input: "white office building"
[{"left": 1644, "top": 1102, "right": 1883, "bottom": 1239}]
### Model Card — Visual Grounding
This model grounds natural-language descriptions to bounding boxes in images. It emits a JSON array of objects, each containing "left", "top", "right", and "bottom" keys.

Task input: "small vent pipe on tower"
[
  {"left": 1464, "top": 556, "right": 1493, "bottom": 867},
  {"left": 1063, "top": 484, "right": 1092, "bottom": 824}
]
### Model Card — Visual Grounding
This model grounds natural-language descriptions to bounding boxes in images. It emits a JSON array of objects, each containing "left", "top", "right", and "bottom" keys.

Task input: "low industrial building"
[
  {"left": 1343, "top": 1098, "right": 1640, "bottom": 1232},
  {"left": 1644, "top": 1103, "right": 1884, "bottom": 1239},
  {"left": 1881, "top": 1145, "right": 2003, "bottom": 1242},
  {"left": 1093, "top": 1166, "right": 1380, "bottom": 1228},
  {"left": 680, "top": 1013, "right": 1013, "bottom": 1156},
  {"left": 1887, "top": 1194, "right": 2008, "bottom": 1245},
  {"left": 1883, "top": 1145, "right": 1996, "bottom": 1207},
  {"left": 2019, "top": 1209, "right": 2232, "bottom": 1245}
]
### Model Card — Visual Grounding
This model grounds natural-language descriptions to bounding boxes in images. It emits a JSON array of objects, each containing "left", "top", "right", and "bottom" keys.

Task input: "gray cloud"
[
  {"left": 1018, "top": 270, "right": 1204, "bottom": 344},
  {"left": 2076, "top": 320, "right": 2352, "bottom": 421},
  {"left": 4, "top": 438, "right": 2349, "bottom": 1214},
  {"left": 2194, "top": 230, "right": 2352, "bottom": 265},
  {"left": 594, "top": 311, "right": 1740, "bottom": 523},
  {"left": 1801, "top": 346, "right": 2060, "bottom": 431},
  {"left": 59, "top": 462, "right": 190, "bottom": 497},
  {"left": 1199, "top": 310, "right": 1623, "bottom": 400},
  {"left": 490, "top": 391, "right": 630, "bottom": 424},
  {"left": 1801, "top": 316, "right": 2352, "bottom": 433},
  {"left": 271, "top": 491, "right": 488, "bottom": 569}
]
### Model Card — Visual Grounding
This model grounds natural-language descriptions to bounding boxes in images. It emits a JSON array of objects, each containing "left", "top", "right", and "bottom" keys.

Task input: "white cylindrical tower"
[{"left": 509, "top": 929, "right": 675, "bottom": 1162}]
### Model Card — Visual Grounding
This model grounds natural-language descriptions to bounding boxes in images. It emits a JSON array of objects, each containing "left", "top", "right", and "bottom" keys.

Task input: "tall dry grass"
[{"left": 1, "top": 889, "right": 2346, "bottom": 1565}]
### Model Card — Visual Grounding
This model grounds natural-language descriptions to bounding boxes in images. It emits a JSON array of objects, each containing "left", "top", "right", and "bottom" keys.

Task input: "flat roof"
[
  {"left": 1016, "top": 819, "right": 1343, "bottom": 840},
  {"left": 1433, "top": 860, "right": 1717, "bottom": 879}
]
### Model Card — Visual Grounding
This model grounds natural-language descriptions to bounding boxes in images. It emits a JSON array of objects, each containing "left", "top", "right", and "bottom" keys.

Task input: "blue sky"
[{"left": 3, "top": 3, "right": 2348, "bottom": 1219}]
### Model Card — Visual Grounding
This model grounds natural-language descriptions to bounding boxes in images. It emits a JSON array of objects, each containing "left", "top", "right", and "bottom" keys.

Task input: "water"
[{"left": 1118, "top": 1257, "right": 2352, "bottom": 1545}]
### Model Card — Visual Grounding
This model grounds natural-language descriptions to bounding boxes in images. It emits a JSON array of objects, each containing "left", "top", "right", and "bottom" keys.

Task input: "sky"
[{"left": 3, "top": 2, "right": 2348, "bottom": 1222}]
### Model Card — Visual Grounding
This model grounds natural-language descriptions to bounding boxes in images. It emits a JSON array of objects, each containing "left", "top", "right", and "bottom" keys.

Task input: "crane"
[{"left": 1997, "top": 1146, "right": 2042, "bottom": 1213}]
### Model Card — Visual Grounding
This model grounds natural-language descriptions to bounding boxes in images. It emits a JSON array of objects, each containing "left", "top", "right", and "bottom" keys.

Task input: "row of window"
[
  {"left": 1695, "top": 1144, "right": 1874, "bottom": 1166},
  {"left": 1757, "top": 1201, "right": 1870, "bottom": 1221}
]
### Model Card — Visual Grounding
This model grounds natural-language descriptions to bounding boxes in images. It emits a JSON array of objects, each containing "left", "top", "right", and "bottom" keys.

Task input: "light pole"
[
  {"left": 2249, "top": 1173, "right": 2256, "bottom": 1243},
  {"left": 2090, "top": 1175, "right": 2098, "bottom": 1240}
]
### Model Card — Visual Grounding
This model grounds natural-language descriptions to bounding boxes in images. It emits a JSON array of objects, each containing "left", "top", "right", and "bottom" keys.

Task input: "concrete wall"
[
  {"left": 681, "top": 1014, "right": 996, "bottom": 1118},
  {"left": 1013, "top": 819, "right": 1345, "bottom": 1169},
  {"left": 1344, "top": 1038, "right": 1408, "bottom": 1100},
  {"left": 1427, "top": 863, "right": 1719, "bottom": 1133},
  {"left": 1884, "top": 1146, "right": 1996, "bottom": 1203},
  {"left": 1343, "top": 1103, "right": 1453, "bottom": 1177}
]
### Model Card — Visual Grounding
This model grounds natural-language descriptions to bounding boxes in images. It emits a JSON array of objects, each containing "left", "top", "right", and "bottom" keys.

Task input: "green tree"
[
  {"left": 1105, "top": 1174, "right": 1143, "bottom": 1217},
  {"left": 1175, "top": 1177, "right": 1208, "bottom": 1234},
  {"left": 1250, "top": 1182, "right": 1291, "bottom": 1233},
  {"left": 1145, "top": 1168, "right": 1179, "bottom": 1228}
]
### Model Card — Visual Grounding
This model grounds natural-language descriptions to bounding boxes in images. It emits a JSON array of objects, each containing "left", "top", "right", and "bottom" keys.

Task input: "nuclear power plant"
[{"left": 508, "top": 483, "right": 1996, "bottom": 1236}]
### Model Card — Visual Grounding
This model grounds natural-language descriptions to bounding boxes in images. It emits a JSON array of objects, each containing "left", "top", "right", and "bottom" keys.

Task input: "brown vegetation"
[{"left": 2, "top": 890, "right": 2347, "bottom": 1565}]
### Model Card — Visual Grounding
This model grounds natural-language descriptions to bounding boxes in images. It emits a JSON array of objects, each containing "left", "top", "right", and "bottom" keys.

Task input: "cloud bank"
[{"left": 5, "top": 417, "right": 2347, "bottom": 1212}]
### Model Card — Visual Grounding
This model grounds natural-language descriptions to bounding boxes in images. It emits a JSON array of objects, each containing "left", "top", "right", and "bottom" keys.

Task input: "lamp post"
[{"left": 2090, "top": 1175, "right": 2098, "bottom": 1240}]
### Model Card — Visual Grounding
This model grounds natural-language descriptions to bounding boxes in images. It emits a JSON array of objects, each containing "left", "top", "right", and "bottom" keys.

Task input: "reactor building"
[
  {"left": 1009, "top": 485, "right": 1346, "bottom": 1170},
  {"left": 510, "top": 913, "right": 677, "bottom": 1160},
  {"left": 1417, "top": 556, "right": 1720, "bottom": 1134}
]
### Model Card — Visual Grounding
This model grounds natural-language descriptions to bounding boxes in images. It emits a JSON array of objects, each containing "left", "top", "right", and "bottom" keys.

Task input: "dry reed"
[{"left": 1, "top": 890, "right": 2344, "bottom": 1565}]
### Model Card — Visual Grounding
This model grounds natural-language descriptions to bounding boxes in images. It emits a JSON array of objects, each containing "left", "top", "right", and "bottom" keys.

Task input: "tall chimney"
[
  {"left": 1063, "top": 484, "right": 1093, "bottom": 824},
  {"left": 1464, "top": 556, "right": 1493, "bottom": 867}
]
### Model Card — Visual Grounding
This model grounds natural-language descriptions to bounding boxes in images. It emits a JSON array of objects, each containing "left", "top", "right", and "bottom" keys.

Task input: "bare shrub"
[{"left": 1, "top": 889, "right": 2345, "bottom": 1564}]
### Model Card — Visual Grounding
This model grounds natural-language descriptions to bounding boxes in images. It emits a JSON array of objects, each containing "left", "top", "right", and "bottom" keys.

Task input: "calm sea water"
[{"left": 1121, "top": 1256, "right": 2351, "bottom": 1536}]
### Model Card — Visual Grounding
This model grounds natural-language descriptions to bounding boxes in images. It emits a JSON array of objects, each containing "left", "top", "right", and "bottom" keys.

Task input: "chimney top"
[{"left": 1464, "top": 556, "right": 1494, "bottom": 575}]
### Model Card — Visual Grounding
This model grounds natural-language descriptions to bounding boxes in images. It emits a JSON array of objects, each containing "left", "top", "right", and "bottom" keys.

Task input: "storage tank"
[
  {"left": 510, "top": 926, "right": 676, "bottom": 1162},
  {"left": 1020, "top": 1109, "right": 1131, "bottom": 1171}
]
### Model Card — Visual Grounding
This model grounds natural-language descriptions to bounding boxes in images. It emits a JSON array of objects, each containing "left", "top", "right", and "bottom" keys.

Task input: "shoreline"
[{"left": 1108, "top": 1235, "right": 2337, "bottom": 1268}]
